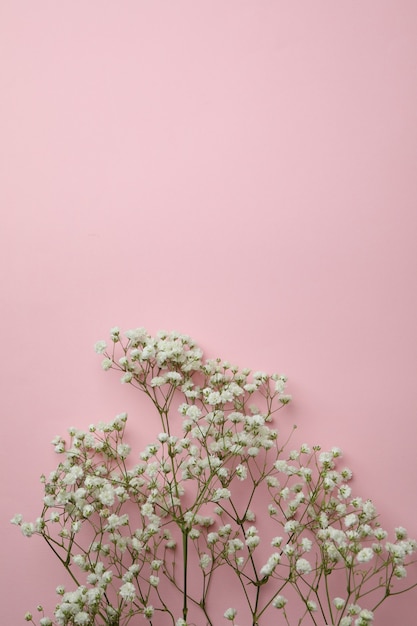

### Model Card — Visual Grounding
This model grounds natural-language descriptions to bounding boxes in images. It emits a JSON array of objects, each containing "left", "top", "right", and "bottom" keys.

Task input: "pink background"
[{"left": 1, "top": 2, "right": 417, "bottom": 623}]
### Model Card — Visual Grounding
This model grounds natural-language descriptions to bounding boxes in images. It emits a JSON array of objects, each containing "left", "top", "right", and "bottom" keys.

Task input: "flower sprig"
[{"left": 12, "top": 326, "right": 417, "bottom": 626}]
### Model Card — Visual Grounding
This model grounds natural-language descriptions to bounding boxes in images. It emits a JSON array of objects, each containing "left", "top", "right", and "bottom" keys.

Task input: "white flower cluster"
[{"left": 12, "top": 327, "right": 416, "bottom": 626}]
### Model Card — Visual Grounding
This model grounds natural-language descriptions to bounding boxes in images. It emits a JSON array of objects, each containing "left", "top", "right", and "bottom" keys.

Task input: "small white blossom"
[
  {"left": 110, "top": 327, "right": 120, "bottom": 340},
  {"left": 344, "top": 513, "right": 358, "bottom": 528},
  {"left": 21, "top": 522, "right": 35, "bottom": 537},
  {"left": 284, "top": 520, "right": 299, "bottom": 533},
  {"left": 94, "top": 340, "right": 107, "bottom": 353},
  {"left": 275, "top": 379, "right": 286, "bottom": 393},
  {"left": 207, "top": 532, "right": 219, "bottom": 545},
  {"left": 355, "top": 609, "right": 374, "bottom": 624},
  {"left": 356, "top": 548, "right": 374, "bottom": 563},
  {"left": 272, "top": 595, "right": 288, "bottom": 608},
  {"left": 301, "top": 537, "right": 312, "bottom": 552},
  {"left": 119, "top": 582, "right": 136, "bottom": 602},
  {"left": 338, "top": 484, "right": 352, "bottom": 499},
  {"left": 395, "top": 526, "right": 408, "bottom": 540},
  {"left": 143, "top": 605, "right": 154, "bottom": 618},
  {"left": 347, "top": 604, "right": 362, "bottom": 615},
  {"left": 260, "top": 553, "right": 281, "bottom": 576},
  {"left": 199, "top": 554, "right": 212, "bottom": 570},
  {"left": 117, "top": 443, "right": 131, "bottom": 459},
  {"left": 271, "top": 536, "right": 283, "bottom": 547},
  {"left": 362, "top": 500, "right": 376, "bottom": 519},
  {"left": 394, "top": 565, "right": 407, "bottom": 578},
  {"left": 212, "top": 488, "right": 231, "bottom": 502},
  {"left": 295, "top": 557, "right": 312, "bottom": 574},
  {"left": 151, "top": 376, "right": 166, "bottom": 387},
  {"left": 334, "top": 597, "right": 346, "bottom": 610},
  {"left": 374, "top": 528, "right": 387, "bottom": 540}
]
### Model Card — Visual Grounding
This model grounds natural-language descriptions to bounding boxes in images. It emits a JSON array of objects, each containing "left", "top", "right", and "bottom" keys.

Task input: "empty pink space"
[{"left": 1, "top": 2, "right": 417, "bottom": 624}]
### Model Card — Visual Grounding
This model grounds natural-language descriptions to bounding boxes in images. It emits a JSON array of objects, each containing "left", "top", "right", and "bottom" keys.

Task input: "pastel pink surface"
[{"left": 1, "top": 2, "right": 417, "bottom": 623}]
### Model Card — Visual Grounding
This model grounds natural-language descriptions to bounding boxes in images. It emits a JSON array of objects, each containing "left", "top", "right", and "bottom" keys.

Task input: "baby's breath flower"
[
  {"left": 275, "top": 379, "right": 286, "bottom": 393},
  {"left": 94, "top": 340, "right": 107, "bottom": 354},
  {"left": 235, "top": 464, "right": 247, "bottom": 480},
  {"left": 143, "top": 606, "right": 154, "bottom": 618},
  {"left": 301, "top": 537, "right": 312, "bottom": 552},
  {"left": 395, "top": 526, "right": 408, "bottom": 540},
  {"left": 334, "top": 597, "right": 346, "bottom": 610},
  {"left": 284, "top": 520, "right": 299, "bottom": 533},
  {"left": 117, "top": 443, "right": 131, "bottom": 459},
  {"left": 21, "top": 522, "right": 35, "bottom": 537},
  {"left": 394, "top": 565, "right": 407, "bottom": 578},
  {"left": 344, "top": 513, "right": 358, "bottom": 528},
  {"left": 212, "top": 488, "right": 231, "bottom": 502},
  {"left": 260, "top": 553, "right": 281, "bottom": 576},
  {"left": 246, "top": 535, "right": 260, "bottom": 549},
  {"left": 151, "top": 376, "right": 166, "bottom": 387},
  {"left": 295, "top": 557, "right": 312, "bottom": 574},
  {"left": 119, "top": 582, "right": 136, "bottom": 602},
  {"left": 199, "top": 554, "right": 212, "bottom": 570},
  {"left": 272, "top": 595, "right": 288, "bottom": 608},
  {"left": 271, "top": 536, "right": 283, "bottom": 547},
  {"left": 357, "top": 548, "right": 374, "bottom": 563},
  {"left": 374, "top": 527, "right": 387, "bottom": 540},
  {"left": 228, "top": 538, "right": 244, "bottom": 553},
  {"left": 218, "top": 524, "right": 232, "bottom": 536},
  {"left": 12, "top": 326, "right": 417, "bottom": 626},
  {"left": 338, "top": 484, "right": 352, "bottom": 499},
  {"left": 362, "top": 500, "right": 376, "bottom": 519},
  {"left": 355, "top": 609, "right": 374, "bottom": 624},
  {"left": 347, "top": 604, "right": 362, "bottom": 615},
  {"left": 110, "top": 327, "right": 120, "bottom": 340}
]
